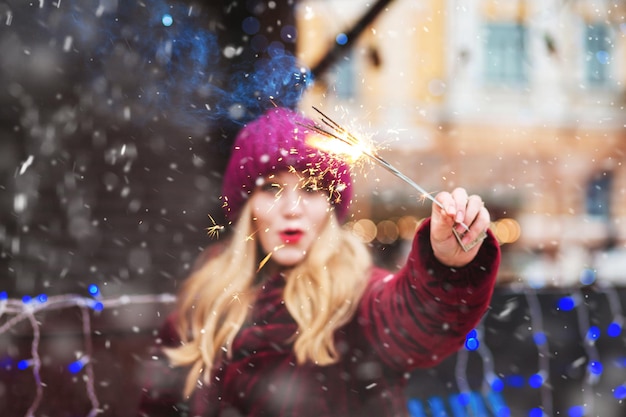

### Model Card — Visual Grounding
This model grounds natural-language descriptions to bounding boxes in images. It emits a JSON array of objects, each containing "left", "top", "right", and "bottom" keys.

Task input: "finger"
[
  {"left": 463, "top": 195, "right": 484, "bottom": 227},
  {"left": 461, "top": 206, "right": 490, "bottom": 244},
  {"left": 434, "top": 191, "right": 456, "bottom": 221},
  {"left": 450, "top": 188, "right": 469, "bottom": 224}
]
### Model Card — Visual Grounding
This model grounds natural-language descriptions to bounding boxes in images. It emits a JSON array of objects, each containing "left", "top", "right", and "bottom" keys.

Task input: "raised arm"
[{"left": 358, "top": 189, "right": 500, "bottom": 371}]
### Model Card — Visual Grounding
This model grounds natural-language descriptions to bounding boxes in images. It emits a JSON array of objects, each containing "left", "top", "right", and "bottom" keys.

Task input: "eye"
[{"left": 260, "top": 182, "right": 282, "bottom": 194}]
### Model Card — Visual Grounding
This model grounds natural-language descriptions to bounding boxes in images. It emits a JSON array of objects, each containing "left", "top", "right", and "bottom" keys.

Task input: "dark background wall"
[{"left": 0, "top": 0, "right": 304, "bottom": 298}]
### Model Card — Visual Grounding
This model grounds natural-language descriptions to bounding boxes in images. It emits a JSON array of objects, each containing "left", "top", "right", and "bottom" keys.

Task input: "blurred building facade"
[{"left": 296, "top": 0, "right": 626, "bottom": 285}]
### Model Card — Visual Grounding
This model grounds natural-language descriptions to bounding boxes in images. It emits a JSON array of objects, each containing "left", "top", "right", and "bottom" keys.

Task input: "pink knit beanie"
[{"left": 221, "top": 107, "right": 353, "bottom": 222}]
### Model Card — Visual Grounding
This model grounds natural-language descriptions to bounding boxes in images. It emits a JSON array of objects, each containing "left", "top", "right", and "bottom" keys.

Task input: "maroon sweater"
[{"left": 137, "top": 219, "right": 500, "bottom": 417}]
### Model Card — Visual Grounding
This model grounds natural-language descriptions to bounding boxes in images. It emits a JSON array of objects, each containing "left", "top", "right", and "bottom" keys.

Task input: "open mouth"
[{"left": 280, "top": 229, "right": 303, "bottom": 244}]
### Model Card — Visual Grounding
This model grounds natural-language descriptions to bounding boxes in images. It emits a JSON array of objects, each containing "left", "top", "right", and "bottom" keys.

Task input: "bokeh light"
[
  {"left": 397, "top": 216, "right": 419, "bottom": 240},
  {"left": 528, "top": 373, "right": 543, "bottom": 389},
  {"left": 493, "top": 218, "right": 521, "bottom": 244},
  {"left": 161, "top": 13, "right": 173, "bottom": 27},
  {"left": 350, "top": 218, "right": 377, "bottom": 243},
  {"left": 88, "top": 284, "right": 100, "bottom": 296},
  {"left": 588, "top": 360, "right": 603, "bottom": 375},
  {"left": 557, "top": 296, "right": 576, "bottom": 311},
  {"left": 17, "top": 359, "right": 30, "bottom": 371},
  {"left": 533, "top": 332, "right": 547, "bottom": 346},
  {"left": 505, "top": 374, "right": 525, "bottom": 388},
  {"left": 586, "top": 325, "right": 601, "bottom": 342},
  {"left": 607, "top": 321, "right": 622, "bottom": 338},
  {"left": 568, "top": 405, "right": 585, "bottom": 417},
  {"left": 376, "top": 220, "right": 399, "bottom": 244},
  {"left": 68, "top": 359, "right": 85, "bottom": 374},
  {"left": 490, "top": 377, "right": 505, "bottom": 392},
  {"left": 336, "top": 33, "right": 348, "bottom": 45}
]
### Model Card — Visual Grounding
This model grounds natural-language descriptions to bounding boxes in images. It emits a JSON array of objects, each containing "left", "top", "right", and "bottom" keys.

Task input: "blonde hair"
[{"left": 165, "top": 202, "right": 372, "bottom": 397}]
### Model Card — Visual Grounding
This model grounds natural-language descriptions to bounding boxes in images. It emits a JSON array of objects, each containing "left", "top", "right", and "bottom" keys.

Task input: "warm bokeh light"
[
  {"left": 350, "top": 216, "right": 522, "bottom": 246},
  {"left": 349, "top": 218, "right": 377, "bottom": 243},
  {"left": 493, "top": 218, "right": 521, "bottom": 245},
  {"left": 376, "top": 220, "right": 399, "bottom": 244},
  {"left": 397, "top": 215, "right": 420, "bottom": 240}
]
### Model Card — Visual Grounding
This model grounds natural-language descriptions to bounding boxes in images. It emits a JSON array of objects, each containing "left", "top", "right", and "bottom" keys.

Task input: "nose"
[{"left": 279, "top": 187, "right": 303, "bottom": 217}]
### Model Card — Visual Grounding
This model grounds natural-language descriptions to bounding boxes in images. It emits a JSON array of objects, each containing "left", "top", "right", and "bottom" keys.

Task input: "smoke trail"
[{"left": 1, "top": 0, "right": 310, "bottom": 132}]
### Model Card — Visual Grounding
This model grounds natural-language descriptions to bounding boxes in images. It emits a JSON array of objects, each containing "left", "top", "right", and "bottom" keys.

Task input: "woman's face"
[{"left": 250, "top": 170, "right": 332, "bottom": 267}]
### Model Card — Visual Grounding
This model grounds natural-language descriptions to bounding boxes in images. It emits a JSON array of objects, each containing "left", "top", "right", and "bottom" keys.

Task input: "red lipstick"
[{"left": 280, "top": 229, "right": 303, "bottom": 244}]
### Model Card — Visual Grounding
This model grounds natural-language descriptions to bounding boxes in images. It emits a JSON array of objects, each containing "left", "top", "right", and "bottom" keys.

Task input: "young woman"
[{"left": 137, "top": 107, "right": 501, "bottom": 417}]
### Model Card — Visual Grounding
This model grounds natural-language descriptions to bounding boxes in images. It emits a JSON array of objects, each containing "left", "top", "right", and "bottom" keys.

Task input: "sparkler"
[
  {"left": 206, "top": 214, "right": 225, "bottom": 239},
  {"left": 303, "top": 107, "right": 486, "bottom": 251}
]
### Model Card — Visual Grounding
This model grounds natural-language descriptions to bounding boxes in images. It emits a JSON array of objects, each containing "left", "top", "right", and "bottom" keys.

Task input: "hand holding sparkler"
[
  {"left": 429, "top": 188, "right": 490, "bottom": 267},
  {"left": 303, "top": 107, "right": 487, "bottom": 255}
]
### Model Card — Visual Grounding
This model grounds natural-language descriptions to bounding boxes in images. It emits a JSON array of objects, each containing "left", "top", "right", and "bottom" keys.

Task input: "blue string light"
[
  {"left": 465, "top": 337, "right": 479, "bottom": 351},
  {"left": 588, "top": 361, "right": 603, "bottom": 376},
  {"left": 36, "top": 294, "right": 48, "bottom": 303},
  {"left": 489, "top": 375, "right": 505, "bottom": 392},
  {"left": 469, "top": 392, "right": 491, "bottom": 416},
  {"left": 525, "top": 289, "right": 553, "bottom": 415},
  {"left": 528, "top": 373, "right": 544, "bottom": 389},
  {"left": 528, "top": 407, "right": 544, "bottom": 417},
  {"left": 486, "top": 390, "right": 510, "bottom": 417},
  {"left": 457, "top": 391, "right": 471, "bottom": 406},
  {"left": 68, "top": 359, "right": 86, "bottom": 374},
  {"left": 586, "top": 325, "right": 601, "bottom": 342},
  {"left": 88, "top": 284, "right": 100, "bottom": 297},
  {"left": 0, "top": 291, "right": 7, "bottom": 300},
  {"left": 465, "top": 329, "right": 479, "bottom": 351},
  {"left": 557, "top": 296, "right": 576, "bottom": 311},
  {"left": 407, "top": 398, "right": 427, "bottom": 417},
  {"left": 448, "top": 393, "right": 468, "bottom": 416},
  {"left": 568, "top": 405, "right": 585, "bottom": 417},
  {"left": 614, "top": 384, "right": 626, "bottom": 400},
  {"left": 607, "top": 321, "right": 622, "bottom": 338},
  {"left": 532, "top": 331, "right": 547, "bottom": 346},
  {"left": 17, "top": 359, "right": 31, "bottom": 370},
  {"left": 505, "top": 374, "right": 525, "bottom": 388},
  {"left": 427, "top": 396, "right": 448, "bottom": 416}
]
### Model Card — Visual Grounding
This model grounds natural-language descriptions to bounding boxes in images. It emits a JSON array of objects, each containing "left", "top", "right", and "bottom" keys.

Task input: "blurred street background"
[{"left": 1, "top": 1, "right": 625, "bottom": 416}]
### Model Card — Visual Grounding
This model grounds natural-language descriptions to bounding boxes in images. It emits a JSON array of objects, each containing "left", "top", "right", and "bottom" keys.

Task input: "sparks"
[
  {"left": 257, "top": 245, "right": 285, "bottom": 272},
  {"left": 229, "top": 292, "right": 243, "bottom": 304},
  {"left": 304, "top": 107, "right": 442, "bottom": 210},
  {"left": 304, "top": 107, "right": 485, "bottom": 251},
  {"left": 206, "top": 214, "right": 225, "bottom": 239}
]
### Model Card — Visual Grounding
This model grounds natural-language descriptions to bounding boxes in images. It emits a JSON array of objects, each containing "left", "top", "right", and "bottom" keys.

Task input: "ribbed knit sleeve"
[{"left": 358, "top": 218, "right": 500, "bottom": 371}]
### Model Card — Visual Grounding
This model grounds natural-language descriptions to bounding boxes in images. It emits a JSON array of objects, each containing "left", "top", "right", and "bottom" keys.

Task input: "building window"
[
  {"left": 484, "top": 22, "right": 527, "bottom": 86},
  {"left": 586, "top": 171, "right": 613, "bottom": 220},
  {"left": 585, "top": 23, "right": 611, "bottom": 86}
]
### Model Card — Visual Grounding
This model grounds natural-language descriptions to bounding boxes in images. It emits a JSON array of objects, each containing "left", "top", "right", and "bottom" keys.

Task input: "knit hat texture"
[{"left": 221, "top": 107, "right": 353, "bottom": 222}]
